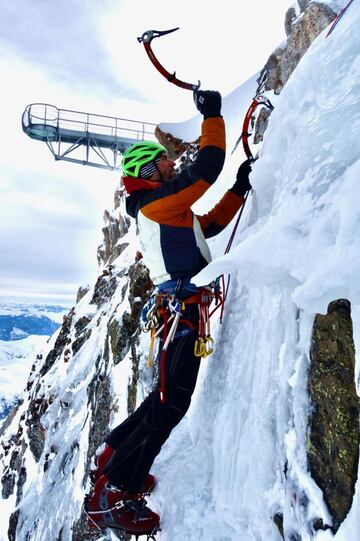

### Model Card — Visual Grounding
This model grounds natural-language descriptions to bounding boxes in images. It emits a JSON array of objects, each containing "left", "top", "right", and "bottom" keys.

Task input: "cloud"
[
  {"left": 0, "top": 49, "right": 120, "bottom": 303},
  {"left": 100, "top": 0, "right": 294, "bottom": 101},
  {"left": 0, "top": 0, "right": 140, "bottom": 99},
  {"left": 0, "top": 275, "right": 79, "bottom": 304}
]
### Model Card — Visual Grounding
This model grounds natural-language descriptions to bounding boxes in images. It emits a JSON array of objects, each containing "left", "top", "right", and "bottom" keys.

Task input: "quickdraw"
[
  {"left": 137, "top": 28, "right": 200, "bottom": 92},
  {"left": 194, "top": 288, "right": 216, "bottom": 359}
]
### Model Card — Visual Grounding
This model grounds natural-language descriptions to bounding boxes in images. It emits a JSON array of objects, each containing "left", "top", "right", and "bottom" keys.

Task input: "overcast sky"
[{"left": 0, "top": 0, "right": 295, "bottom": 305}]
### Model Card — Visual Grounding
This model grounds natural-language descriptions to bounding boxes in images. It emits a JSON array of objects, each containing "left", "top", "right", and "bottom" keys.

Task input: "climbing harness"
[
  {"left": 142, "top": 282, "right": 224, "bottom": 403},
  {"left": 326, "top": 0, "right": 354, "bottom": 37},
  {"left": 138, "top": 28, "right": 200, "bottom": 91}
]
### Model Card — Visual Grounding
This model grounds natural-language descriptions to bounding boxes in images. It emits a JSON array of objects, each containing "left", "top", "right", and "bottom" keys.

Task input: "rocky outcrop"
[
  {"left": 97, "top": 186, "right": 130, "bottom": 266},
  {"left": 0, "top": 198, "right": 155, "bottom": 539},
  {"left": 76, "top": 285, "right": 90, "bottom": 303},
  {"left": 308, "top": 299, "right": 360, "bottom": 532},
  {"left": 285, "top": 6, "right": 298, "bottom": 37},
  {"left": 259, "top": 3, "right": 337, "bottom": 95},
  {"left": 252, "top": 2, "right": 337, "bottom": 148},
  {"left": 253, "top": 107, "right": 272, "bottom": 144},
  {"left": 298, "top": 0, "right": 311, "bottom": 13},
  {"left": 155, "top": 125, "right": 191, "bottom": 160},
  {"left": 108, "top": 259, "right": 152, "bottom": 367}
]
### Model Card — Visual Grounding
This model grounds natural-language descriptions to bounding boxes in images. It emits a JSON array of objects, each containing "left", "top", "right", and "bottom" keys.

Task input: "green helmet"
[{"left": 121, "top": 141, "right": 166, "bottom": 178}]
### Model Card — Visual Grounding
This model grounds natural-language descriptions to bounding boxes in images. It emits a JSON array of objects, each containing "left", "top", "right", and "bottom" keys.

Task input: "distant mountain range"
[
  {"left": 0, "top": 303, "right": 69, "bottom": 341},
  {"left": 0, "top": 315, "right": 60, "bottom": 341},
  {"left": 0, "top": 303, "right": 70, "bottom": 421}
]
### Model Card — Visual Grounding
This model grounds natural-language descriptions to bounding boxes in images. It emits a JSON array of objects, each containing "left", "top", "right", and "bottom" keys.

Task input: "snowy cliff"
[{"left": 1, "top": 1, "right": 360, "bottom": 540}]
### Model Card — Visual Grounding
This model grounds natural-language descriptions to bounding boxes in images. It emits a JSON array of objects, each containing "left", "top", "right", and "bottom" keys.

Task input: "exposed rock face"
[
  {"left": 154, "top": 123, "right": 199, "bottom": 175},
  {"left": 97, "top": 186, "right": 130, "bottom": 266},
  {"left": 155, "top": 125, "right": 191, "bottom": 160},
  {"left": 308, "top": 299, "right": 360, "bottom": 532},
  {"left": 253, "top": 107, "right": 272, "bottom": 144},
  {"left": 259, "top": 3, "right": 337, "bottom": 95},
  {"left": 298, "top": 0, "right": 311, "bottom": 12},
  {"left": 76, "top": 284, "right": 90, "bottom": 303},
  {"left": 108, "top": 260, "right": 152, "bottom": 367},
  {"left": 252, "top": 1, "right": 337, "bottom": 148},
  {"left": 0, "top": 198, "right": 155, "bottom": 539},
  {"left": 285, "top": 6, "right": 298, "bottom": 37}
]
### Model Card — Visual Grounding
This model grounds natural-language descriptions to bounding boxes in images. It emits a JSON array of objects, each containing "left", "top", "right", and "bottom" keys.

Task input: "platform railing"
[{"left": 22, "top": 103, "right": 157, "bottom": 170}]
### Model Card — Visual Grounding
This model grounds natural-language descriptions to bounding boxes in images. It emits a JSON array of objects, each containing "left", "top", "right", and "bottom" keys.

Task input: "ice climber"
[{"left": 86, "top": 90, "right": 252, "bottom": 537}]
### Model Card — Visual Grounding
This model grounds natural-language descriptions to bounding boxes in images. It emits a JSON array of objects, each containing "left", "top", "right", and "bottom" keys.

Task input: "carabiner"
[
  {"left": 205, "top": 335, "right": 214, "bottom": 356},
  {"left": 194, "top": 337, "right": 205, "bottom": 357}
]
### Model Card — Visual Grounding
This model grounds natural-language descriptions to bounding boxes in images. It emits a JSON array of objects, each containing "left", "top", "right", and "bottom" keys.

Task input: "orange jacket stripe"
[
  {"left": 141, "top": 180, "right": 209, "bottom": 226},
  {"left": 200, "top": 117, "right": 226, "bottom": 152},
  {"left": 196, "top": 191, "right": 245, "bottom": 231}
]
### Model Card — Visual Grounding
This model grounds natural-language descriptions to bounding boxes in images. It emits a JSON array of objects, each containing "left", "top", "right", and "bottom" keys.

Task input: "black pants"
[{"left": 104, "top": 306, "right": 200, "bottom": 493}]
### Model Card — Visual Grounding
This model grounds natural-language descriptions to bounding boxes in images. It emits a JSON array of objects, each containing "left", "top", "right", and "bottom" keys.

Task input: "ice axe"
[{"left": 137, "top": 28, "right": 200, "bottom": 92}]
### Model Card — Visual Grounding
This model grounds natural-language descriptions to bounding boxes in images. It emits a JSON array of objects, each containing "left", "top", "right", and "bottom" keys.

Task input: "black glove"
[
  {"left": 231, "top": 159, "right": 252, "bottom": 197},
  {"left": 193, "top": 90, "right": 222, "bottom": 118}
]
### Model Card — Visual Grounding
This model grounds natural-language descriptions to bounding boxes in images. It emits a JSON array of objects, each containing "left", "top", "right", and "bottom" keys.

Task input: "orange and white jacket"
[{"left": 123, "top": 117, "right": 245, "bottom": 286}]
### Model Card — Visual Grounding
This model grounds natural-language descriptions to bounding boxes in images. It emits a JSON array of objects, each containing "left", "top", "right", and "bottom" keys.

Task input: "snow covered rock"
[
  {"left": 285, "top": 6, "right": 298, "bottom": 37},
  {"left": 260, "top": 2, "right": 337, "bottom": 94},
  {"left": 0, "top": 197, "right": 156, "bottom": 540},
  {"left": 97, "top": 186, "right": 131, "bottom": 266},
  {"left": 76, "top": 284, "right": 90, "bottom": 303},
  {"left": 154, "top": 124, "right": 191, "bottom": 159}
]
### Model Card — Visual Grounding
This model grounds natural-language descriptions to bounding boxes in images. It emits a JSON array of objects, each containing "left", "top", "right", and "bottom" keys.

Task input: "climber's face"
[{"left": 151, "top": 154, "right": 176, "bottom": 181}]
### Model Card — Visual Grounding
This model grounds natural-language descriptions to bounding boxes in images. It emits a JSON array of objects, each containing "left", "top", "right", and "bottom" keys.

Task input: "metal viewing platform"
[{"left": 22, "top": 103, "right": 157, "bottom": 170}]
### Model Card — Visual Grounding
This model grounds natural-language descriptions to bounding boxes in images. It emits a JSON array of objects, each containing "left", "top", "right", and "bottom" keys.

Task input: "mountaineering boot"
[
  {"left": 90, "top": 444, "right": 114, "bottom": 484},
  {"left": 86, "top": 474, "right": 160, "bottom": 536},
  {"left": 90, "top": 444, "right": 156, "bottom": 494}
]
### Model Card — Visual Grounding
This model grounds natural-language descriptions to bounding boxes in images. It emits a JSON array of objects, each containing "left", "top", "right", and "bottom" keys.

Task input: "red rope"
[
  {"left": 159, "top": 310, "right": 168, "bottom": 403},
  {"left": 219, "top": 189, "right": 251, "bottom": 316},
  {"left": 326, "top": 0, "right": 354, "bottom": 37}
]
